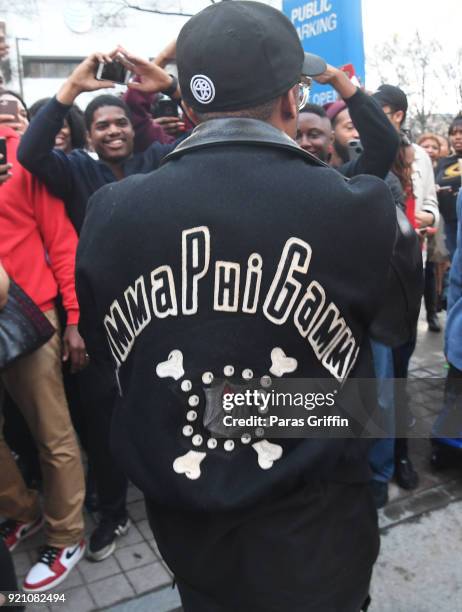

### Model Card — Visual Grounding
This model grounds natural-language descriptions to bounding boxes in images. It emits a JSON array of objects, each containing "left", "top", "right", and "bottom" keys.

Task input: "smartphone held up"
[
  {"left": 96, "top": 53, "right": 131, "bottom": 85},
  {"left": 0, "top": 99, "right": 19, "bottom": 122}
]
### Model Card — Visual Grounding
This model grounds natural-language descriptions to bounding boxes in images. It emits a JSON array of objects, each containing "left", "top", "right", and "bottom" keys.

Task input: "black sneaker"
[
  {"left": 427, "top": 314, "right": 441, "bottom": 333},
  {"left": 87, "top": 517, "right": 130, "bottom": 562},
  {"left": 395, "top": 457, "right": 419, "bottom": 490}
]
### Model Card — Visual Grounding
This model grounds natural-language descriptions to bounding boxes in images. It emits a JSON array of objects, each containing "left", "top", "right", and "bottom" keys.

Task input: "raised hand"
[
  {"left": 312, "top": 64, "right": 357, "bottom": 99},
  {"left": 153, "top": 115, "right": 186, "bottom": 137},
  {"left": 57, "top": 50, "right": 119, "bottom": 105},
  {"left": 116, "top": 46, "right": 175, "bottom": 95}
]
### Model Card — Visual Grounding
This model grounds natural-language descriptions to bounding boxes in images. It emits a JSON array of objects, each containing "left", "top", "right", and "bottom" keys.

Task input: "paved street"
[{"left": 10, "top": 309, "right": 462, "bottom": 612}]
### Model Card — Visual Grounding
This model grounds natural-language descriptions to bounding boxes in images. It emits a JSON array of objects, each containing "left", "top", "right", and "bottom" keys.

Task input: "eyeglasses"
[{"left": 298, "top": 76, "right": 312, "bottom": 111}]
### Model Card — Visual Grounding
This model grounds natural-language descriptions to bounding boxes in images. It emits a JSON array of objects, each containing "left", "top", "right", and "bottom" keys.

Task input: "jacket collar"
[{"left": 162, "top": 118, "right": 330, "bottom": 169}]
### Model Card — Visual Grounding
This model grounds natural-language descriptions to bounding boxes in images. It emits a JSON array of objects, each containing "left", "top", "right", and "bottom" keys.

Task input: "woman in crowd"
[{"left": 29, "top": 98, "right": 86, "bottom": 154}]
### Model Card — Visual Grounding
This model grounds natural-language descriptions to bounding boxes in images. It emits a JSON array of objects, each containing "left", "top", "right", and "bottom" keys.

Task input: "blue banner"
[{"left": 283, "top": 0, "right": 365, "bottom": 106}]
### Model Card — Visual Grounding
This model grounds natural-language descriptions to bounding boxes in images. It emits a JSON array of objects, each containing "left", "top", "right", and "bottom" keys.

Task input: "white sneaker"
[{"left": 23, "top": 540, "right": 85, "bottom": 592}]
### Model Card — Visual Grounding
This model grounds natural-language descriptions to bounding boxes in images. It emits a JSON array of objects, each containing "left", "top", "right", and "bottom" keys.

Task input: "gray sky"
[{"left": 362, "top": 0, "right": 460, "bottom": 90}]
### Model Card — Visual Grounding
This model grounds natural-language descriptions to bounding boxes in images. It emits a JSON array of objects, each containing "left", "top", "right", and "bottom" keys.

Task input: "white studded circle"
[
  {"left": 255, "top": 427, "right": 264, "bottom": 437},
  {"left": 260, "top": 375, "right": 272, "bottom": 388},
  {"left": 188, "top": 395, "right": 199, "bottom": 407},
  {"left": 224, "top": 365, "right": 235, "bottom": 376},
  {"left": 192, "top": 434, "right": 203, "bottom": 446},
  {"left": 207, "top": 438, "right": 218, "bottom": 449},
  {"left": 242, "top": 368, "right": 253, "bottom": 380},
  {"left": 190, "top": 74, "right": 216, "bottom": 104},
  {"left": 202, "top": 371, "right": 214, "bottom": 384},
  {"left": 182, "top": 425, "right": 193, "bottom": 437},
  {"left": 181, "top": 380, "right": 192, "bottom": 392},
  {"left": 241, "top": 433, "right": 251, "bottom": 444},
  {"left": 186, "top": 410, "right": 197, "bottom": 422},
  {"left": 224, "top": 440, "right": 235, "bottom": 452}
]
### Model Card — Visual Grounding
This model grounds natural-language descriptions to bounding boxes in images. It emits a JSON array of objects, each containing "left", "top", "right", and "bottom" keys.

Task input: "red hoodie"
[{"left": 0, "top": 126, "right": 79, "bottom": 325}]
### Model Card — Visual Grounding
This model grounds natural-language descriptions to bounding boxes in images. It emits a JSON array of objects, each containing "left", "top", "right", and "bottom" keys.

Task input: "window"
[{"left": 23, "top": 57, "right": 85, "bottom": 79}]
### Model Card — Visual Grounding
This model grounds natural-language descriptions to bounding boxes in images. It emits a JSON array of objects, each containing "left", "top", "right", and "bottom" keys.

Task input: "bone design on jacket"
[{"left": 103, "top": 226, "right": 359, "bottom": 382}]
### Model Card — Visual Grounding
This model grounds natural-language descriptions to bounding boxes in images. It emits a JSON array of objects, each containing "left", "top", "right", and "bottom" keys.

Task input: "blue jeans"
[
  {"left": 445, "top": 218, "right": 458, "bottom": 261},
  {"left": 368, "top": 340, "right": 395, "bottom": 483}
]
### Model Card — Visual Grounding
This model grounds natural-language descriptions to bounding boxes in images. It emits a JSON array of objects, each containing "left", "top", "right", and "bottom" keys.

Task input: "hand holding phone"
[
  {"left": 153, "top": 115, "right": 186, "bottom": 137},
  {"left": 96, "top": 52, "right": 131, "bottom": 85},
  {"left": 114, "top": 46, "right": 174, "bottom": 95},
  {"left": 57, "top": 51, "right": 120, "bottom": 106}
]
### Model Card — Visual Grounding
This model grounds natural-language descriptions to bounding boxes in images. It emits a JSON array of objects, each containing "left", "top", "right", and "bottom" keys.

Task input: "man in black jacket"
[{"left": 76, "top": 2, "right": 418, "bottom": 610}]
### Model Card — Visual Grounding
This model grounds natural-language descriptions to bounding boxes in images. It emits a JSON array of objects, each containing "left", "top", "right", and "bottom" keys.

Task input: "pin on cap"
[{"left": 177, "top": 0, "right": 326, "bottom": 113}]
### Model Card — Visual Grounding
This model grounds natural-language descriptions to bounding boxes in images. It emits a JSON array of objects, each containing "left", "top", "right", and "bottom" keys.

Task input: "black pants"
[
  {"left": 424, "top": 261, "right": 438, "bottom": 319},
  {"left": 146, "top": 482, "right": 378, "bottom": 612},
  {"left": 175, "top": 580, "right": 371, "bottom": 612},
  {"left": 0, "top": 537, "right": 18, "bottom": 590},
  {"left": 0, "top": 538, "right": 24, "bottom": 610},
  {"left": 80, "top": 360, "right": 128, "bottom": 521}
]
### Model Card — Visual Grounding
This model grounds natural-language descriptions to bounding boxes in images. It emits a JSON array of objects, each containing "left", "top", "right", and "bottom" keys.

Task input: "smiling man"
[
  {"left": 17, "top": 51, "right": 182, "bottom": 234},
  {"left": 83, "top": 96, "right": 135, "bottom": 180}
]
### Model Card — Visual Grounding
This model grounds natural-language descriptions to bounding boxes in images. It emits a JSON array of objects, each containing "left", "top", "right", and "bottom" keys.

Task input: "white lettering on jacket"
[{"left": 103, "top": 229, "right": 358, "bottom": 382}]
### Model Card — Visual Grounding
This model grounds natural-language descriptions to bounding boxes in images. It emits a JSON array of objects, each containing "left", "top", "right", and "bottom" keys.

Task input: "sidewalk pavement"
[{"left": 10, "top": 309, "right": 461, "bottom": 612}]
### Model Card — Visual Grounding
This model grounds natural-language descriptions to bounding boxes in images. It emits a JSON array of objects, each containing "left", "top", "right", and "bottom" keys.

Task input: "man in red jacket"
[{"left": 0, "top": 124, "right": 86, "bottom": 592}]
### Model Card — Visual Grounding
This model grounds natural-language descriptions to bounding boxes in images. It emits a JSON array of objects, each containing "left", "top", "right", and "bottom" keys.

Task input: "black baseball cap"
[
  {"left": 372, "top": 84, "right": 408, "bottom": 113},
  {"left": 177, "top": 0, "right": 327, "bottom": 113}
]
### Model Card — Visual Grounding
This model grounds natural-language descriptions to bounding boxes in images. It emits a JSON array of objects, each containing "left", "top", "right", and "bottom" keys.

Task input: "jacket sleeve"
[
  {"left": 30, "top": 173, "right": 80, "bottom": 325},
  {"left": 448, "top": 191, "right": 462, "bottom": 313},
  {"left": 123, "top": 87, "right": 174, "bottom": 153},
  {"left": 340, "top": 89, "right": 400, "bottom": 179},
  {"left": 369, "top": 207, "right": 423, "bottom": 347},
  {"left": 76, "top": 186, "right": 117, "bottom": 371},
  {"left": 17, "top": 97, "right": 75, "bottom": 203},
  {"left": 416, "top": 147, "right": 440, "bottom": 226}
]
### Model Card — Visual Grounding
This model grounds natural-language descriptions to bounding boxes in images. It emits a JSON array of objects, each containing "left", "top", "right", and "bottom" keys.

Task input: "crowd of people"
[{"left": 0, "top": 1, "right": 461, "bottom": 609}]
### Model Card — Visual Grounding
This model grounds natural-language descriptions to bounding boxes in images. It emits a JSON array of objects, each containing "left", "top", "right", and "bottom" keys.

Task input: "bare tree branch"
[
  {"left": 368, "top": 31, "right": 461, "bottom": 135},
  {"left": 119, "top": 0, "right": 195, "bottom": 16}
]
